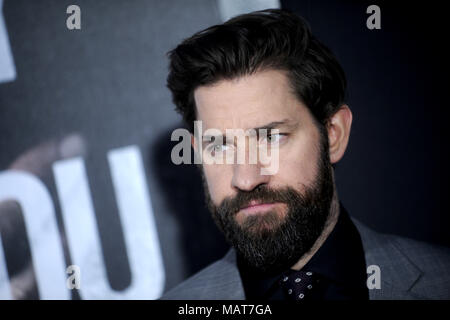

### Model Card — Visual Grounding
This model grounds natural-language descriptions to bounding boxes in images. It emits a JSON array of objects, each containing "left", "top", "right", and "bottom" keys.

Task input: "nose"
[{"left": 231, "top": 162, "right": 271, "bottom": 192}]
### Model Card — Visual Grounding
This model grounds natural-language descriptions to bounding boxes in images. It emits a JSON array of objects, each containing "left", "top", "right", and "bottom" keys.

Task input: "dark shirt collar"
[{"left": 237, "top": 202, "right": 368, "bottom": 300}]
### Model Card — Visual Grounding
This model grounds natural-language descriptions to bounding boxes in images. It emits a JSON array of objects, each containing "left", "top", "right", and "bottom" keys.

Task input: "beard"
[{"left": 203, "top": 130, "right": 335, "bottom": 274}]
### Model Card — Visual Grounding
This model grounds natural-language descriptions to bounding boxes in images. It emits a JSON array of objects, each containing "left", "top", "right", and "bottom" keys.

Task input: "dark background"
[
  {"left": 0, "top": 0, "right": 448, "bottom": 299},
  {"left": 281, "top": 0, "right": 450, "bottom": 246}
]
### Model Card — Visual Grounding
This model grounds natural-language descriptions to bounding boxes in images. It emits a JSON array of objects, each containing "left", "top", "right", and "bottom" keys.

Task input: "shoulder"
[
  {"left": 160, "top": 249, "right": 245, "bottom": 300},
  {"left": 353, "top": 218, "right": 450, "bottom": 299},
  {"left": 388, "top": 234, "right": 450, "bottom": 298},
  {"left": 390, "top": 234, "right": 450, "bottom": 271},
  {"left": 356, "top": 218, "right": 450, "bottom": 274}
]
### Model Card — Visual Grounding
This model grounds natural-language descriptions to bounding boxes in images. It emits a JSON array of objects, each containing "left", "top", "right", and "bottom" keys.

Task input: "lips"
[
  {"left": 239, "top": 200, "right": 278, "bottom": 215},
  {"left": 241, "top": 200, "right": 273, "bottom": 210}
]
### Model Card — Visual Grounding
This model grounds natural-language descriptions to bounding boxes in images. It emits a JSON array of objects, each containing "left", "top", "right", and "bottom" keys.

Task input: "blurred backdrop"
[{"left": 0, "top": 0, "right": 449, "bottom": 299}]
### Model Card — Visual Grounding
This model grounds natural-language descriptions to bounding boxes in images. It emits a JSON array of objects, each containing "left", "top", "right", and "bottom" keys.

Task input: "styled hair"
[{"left": 167, "top": 9, "right": 346, "bottom": 132}]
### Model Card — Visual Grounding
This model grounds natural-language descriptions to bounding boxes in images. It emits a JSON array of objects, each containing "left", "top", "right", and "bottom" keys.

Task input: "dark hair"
[{"left": 167, "top": 9, "right": 346, "bottom": 132}]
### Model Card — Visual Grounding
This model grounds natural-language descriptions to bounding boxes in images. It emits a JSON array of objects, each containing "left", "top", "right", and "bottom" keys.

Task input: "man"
[{"left": 162, "top": 9, "right": 450, "bottom": 300}]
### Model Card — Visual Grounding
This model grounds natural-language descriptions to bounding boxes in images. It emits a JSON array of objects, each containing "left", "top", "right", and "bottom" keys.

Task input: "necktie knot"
[{"left": 279, "top": 269, "right": 322, "bottom": 300}]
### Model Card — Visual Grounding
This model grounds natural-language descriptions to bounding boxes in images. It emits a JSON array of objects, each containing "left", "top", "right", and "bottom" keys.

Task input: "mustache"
[{"left": 215, "top": 185, "right": 306, "bottom": 217}]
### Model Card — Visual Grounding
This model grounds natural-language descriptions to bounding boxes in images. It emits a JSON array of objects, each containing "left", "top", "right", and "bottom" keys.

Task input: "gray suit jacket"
[{"left": 162, "top": 219, "right": 450, "bottom": 300}]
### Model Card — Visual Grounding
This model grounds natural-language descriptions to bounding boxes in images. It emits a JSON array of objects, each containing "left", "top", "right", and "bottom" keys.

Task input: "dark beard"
[{"left": 204, "top": 131, "right": 335, "bottom": 274}]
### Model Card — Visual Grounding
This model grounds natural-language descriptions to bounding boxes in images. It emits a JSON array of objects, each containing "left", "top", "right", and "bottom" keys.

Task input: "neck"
[{"left": 290, "top": 189, "right": 340, "bottom": 271}]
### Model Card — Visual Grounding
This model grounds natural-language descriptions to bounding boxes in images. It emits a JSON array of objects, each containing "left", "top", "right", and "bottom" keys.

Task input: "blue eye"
[
  {"left": 265, "top": 133, "right": 284, "bottom": 144},
  {"left": 212, "top": 144, "right": 229, "bottom": 153}
]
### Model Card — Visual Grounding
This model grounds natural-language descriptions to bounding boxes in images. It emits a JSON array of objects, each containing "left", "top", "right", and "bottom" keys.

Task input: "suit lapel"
[
  {"left": 209, "top": 249, "right": 246, "bottom": 299},
  {"left": 352, "top": 218, "right": 423, "bottom": 299}
]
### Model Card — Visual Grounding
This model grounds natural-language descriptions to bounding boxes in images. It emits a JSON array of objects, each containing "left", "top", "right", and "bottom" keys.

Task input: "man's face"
[{"left": 193, "top": 69, "right": 334, "bottom": 272}]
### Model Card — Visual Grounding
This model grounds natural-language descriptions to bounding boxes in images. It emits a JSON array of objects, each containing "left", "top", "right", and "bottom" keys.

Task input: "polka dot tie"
[{"left": 279, "top": 269, "right": 321, "bottom": 301}]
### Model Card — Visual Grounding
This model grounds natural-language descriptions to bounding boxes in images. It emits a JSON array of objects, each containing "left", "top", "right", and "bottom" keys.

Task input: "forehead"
[{"left": 194, "top": 69, "right": 310, "bottom": 131}]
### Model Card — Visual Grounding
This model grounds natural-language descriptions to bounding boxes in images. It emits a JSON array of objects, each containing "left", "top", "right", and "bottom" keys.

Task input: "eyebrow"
[
  {"left": 201, "top": 119, "right": 297, "bottom": 143},
  {"left": 251, "top": 119, "right": 296, "bottom": 132}
]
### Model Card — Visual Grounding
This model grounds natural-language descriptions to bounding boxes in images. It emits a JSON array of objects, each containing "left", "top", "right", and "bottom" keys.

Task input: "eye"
[
  {"left": 264, "top": 133, "right": 285, "bottom": 145},
  {"left": 212, "top": 143, "right": 229, "bottom": 153}
]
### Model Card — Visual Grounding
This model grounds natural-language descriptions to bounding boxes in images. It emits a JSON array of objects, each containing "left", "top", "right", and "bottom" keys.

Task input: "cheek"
[
  {"left": 203, "top": 165, "right": 233, "bottom": 204},
  {"left": 276, "top": 133, "right": 321, "bottom": 190}
]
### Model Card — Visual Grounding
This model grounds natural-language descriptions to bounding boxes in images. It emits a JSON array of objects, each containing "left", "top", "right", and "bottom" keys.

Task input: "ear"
[{"left": 327, "top": 105, "right": 353, "bottom": 164}]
